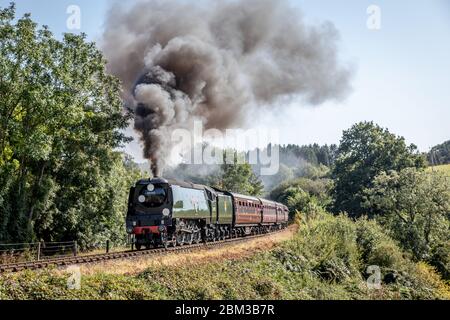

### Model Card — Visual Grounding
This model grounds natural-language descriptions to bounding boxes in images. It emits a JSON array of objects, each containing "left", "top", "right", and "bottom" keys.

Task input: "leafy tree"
[
  {"left": 259, "top": 164, "right": 294, "bottom": 192},
  {"left": 363, "top": 168, "right": 450, "bottom": 276},
  {"left": 331, "top": 122, "right": 426, "bottom": 217},
  {"left": 0, "top": 4, "right": 135, "bottom": 246},
  {"left": 212, "top": 151, "right": 264, "bottom": 196},
  {"left": 428, "top": 140, "right": 450, "bottom": 165},
  {"left": 269, "top": 177, "right": 332, "bottom": 217},
  {"left": 295, "top": 163, "right": 330, "bottom": 180}
]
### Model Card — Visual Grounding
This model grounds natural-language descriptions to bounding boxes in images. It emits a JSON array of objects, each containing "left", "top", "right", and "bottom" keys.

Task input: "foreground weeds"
[{"left": 0, "top": 211, "right": 448, "bottom": 300}]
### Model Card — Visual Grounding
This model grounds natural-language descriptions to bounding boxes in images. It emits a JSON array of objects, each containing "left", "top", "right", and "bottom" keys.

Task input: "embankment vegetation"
[{"left": 0, "top": 210, "right": 448, "bottom": 300}]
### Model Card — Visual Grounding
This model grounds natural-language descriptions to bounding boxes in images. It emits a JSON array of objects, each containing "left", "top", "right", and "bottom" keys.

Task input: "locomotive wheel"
[
  {"left": 185, "top": 232, "right": 193, "bottom": 245},
  {"left": 194, "top": 231, "right": 202, "bottom": 244},
  {"left": 176, "top": 232, "right": 185, "bottom": 246},
  {"left": 135, "top": 243, "right": 142, "bottom": 251},
  {"left": 209, "top": 229, "right": 215, "bottom": 242},
  {"left": 160, "top": 233, "right": 169, "bottom": 249},
  {"left": 170, "top": 234, "right": 177, "bottom": 247}
]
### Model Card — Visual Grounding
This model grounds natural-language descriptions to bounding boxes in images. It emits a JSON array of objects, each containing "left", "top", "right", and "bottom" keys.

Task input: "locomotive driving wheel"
[
  {"left": 185, "top": 232, "right": 194, "bottom": 245},
  {"left": 193, "top": 230, "right": 202, "bottom": 244},
  {"left": 176, "top": 232, "right": 186, "bottom": 246},
  {"left": 170, "top": 234, "right": 177, "bottom": 247},
  {"left": 160, "top": 232, "right": 169, "bottom": 249}
]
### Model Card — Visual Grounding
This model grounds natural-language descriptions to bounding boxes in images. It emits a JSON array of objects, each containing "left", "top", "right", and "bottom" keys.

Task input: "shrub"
[{"left": 355, "top": 219, "right": 404, "bottom": 270}]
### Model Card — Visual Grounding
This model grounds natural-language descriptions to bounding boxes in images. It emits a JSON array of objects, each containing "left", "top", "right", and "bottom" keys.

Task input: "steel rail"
[{"left": 0, "top": 229, "right": 287, "bottom": 273}]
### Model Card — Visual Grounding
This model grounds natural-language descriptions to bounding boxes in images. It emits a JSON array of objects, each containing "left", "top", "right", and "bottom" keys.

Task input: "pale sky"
[{"left": 3, "top": 0, "right": 450, "bottom": 163}]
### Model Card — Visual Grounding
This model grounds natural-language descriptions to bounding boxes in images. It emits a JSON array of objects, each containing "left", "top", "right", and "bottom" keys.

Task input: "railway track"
[{"left": 0, "top": 229, "right": 286, "bottom": 273}]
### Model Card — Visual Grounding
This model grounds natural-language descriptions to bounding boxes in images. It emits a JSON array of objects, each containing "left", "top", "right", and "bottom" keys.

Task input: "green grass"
[
  {"left": 427, "top": 164, "right": 450, "bottom": 177},
  {"left": 0, "top": 211, "right": 449, "bottom": 300}
]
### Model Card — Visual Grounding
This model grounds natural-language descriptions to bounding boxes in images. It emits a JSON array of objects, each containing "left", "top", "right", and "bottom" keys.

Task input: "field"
[{"left": 427, "top": 164, "right": 450, "bottom": 177}]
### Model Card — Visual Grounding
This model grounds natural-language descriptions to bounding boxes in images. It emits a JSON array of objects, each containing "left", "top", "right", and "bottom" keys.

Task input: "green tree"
[
  {"left": 363, "top": 168, "right": 450, "bottom": 277},
  {"left": 213, "top": 151, "right": 264, "bottom": 196},
  {"left": 0, "top": 4, "right": 134, "bottom": 246},
  {"left": 331, "top": 122, "right": 426, "bottom": 217},
  {"left": 269, "top": 177, "right": 332, "bottom": 218},
  {"left": 428, "top": 140, "right": 450, "bottom": 165}
]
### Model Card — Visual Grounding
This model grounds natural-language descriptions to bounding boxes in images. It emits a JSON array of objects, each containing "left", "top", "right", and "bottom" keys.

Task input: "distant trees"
[
  {"left": 0, "top": 4, "right": 138, "bottom": 247},
  {"left": 331, "top": 122, "right": 426, "bottom": 217},
  {"left": 428, "top": 140, "right": 450, "bottom": 165},
  {"left": 280, "top": 144, "right": 338, "bottom": 167}
]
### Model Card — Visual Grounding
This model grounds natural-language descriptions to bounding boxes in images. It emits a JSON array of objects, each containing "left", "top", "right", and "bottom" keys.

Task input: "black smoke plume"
[{"left": 102, "top": 0, "right": 352, "bottom": 176}]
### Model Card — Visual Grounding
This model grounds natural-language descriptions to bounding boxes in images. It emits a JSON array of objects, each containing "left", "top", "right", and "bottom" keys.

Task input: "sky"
[{"left": 2, "top": 0, "right": 450, "bottom": 162}]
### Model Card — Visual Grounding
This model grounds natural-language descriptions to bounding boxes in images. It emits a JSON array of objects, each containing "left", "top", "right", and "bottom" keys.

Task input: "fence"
[{"left": 0, "top": 241, "right": 77, "bottom": 264}]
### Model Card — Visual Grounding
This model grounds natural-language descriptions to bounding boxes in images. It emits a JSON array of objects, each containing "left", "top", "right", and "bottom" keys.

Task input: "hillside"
[{"left": 1, "top": 211, "right": 448, "bottom": 300}]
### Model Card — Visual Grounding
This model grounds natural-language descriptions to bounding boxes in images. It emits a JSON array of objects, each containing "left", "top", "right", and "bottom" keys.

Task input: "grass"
[
  {"left": 427, "top": 164, "right": 450, "bottom": 177},
  {"left": 0, "top": 211, "right": 449, "bottom": 300}
]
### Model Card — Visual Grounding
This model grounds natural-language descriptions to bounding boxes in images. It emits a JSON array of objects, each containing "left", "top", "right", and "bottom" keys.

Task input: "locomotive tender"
[{"left": 126, "top": 178, "right": 289, "bottom": 249}]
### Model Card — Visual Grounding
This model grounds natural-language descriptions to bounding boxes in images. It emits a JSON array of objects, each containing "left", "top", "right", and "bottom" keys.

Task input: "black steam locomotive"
[{"left": 126, "top": 178, "right": 289, "bottom": 249}]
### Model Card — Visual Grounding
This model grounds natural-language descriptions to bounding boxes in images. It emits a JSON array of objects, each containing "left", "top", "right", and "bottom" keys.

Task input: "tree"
[
  {"left": 0, "top": 4, "right": 134, "bottom": 246},
  {"left": 269, "top": 177, "right": 332, "bottom": 217},
  {"left": 363, "top": 168, "right": 450, "bottom": 276},
  {"left": 331, "top": 122, "right": 426, "bottom": 217},
  {"left": 280, "top": 143, "right": 338, "bottom": 167},
  {"left": 428, "top": 140, "right": 450, "bottom": 165},
  {"left": 213, "top": 151, "right": 264, "bottom": 196}
]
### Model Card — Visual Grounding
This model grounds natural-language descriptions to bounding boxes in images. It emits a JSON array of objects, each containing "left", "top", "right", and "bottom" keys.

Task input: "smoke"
[{"left": 102, "top": 0, "right": 352, "bottom": 176}]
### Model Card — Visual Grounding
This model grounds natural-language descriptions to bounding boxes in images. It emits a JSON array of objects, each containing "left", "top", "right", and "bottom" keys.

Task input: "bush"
[
  {"left": 364, "top": 168, "right": 450, "bottom": 280},
  {"left": 355, "top": 219, "right": 404, "bottom": 270},
  {"left": 270, "top": 177, "right": 332, "bottom": 215},
  {"left": 429, "top": 241, "right": 450, "bottom": 280}
]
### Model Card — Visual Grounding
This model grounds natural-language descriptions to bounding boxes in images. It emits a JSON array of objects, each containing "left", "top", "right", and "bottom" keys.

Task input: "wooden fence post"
[
  {"left": 36, "top": 242, "right": 41, "bottom": 261},
  {"left": 73, "top": 241, "right": 77, "bottom": 257},
  {"left": 106, "top": 240, "right": 110, "bottom": 253}
]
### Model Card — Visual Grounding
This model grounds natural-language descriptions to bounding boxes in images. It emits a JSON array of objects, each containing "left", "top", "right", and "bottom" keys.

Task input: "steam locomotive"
[{"left": 126, "top": 178, "right": 289, "bottom": 249}]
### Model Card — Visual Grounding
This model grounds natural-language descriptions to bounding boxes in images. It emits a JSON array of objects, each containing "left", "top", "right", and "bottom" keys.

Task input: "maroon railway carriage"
[
  {"left": 276, "top": 203, "right": 289, "bottom": 224},
  {"left": 230, "top": 193, "right": 262, "bottom": 226},
  {"left": 261, "top": 199, "right": 277, "bottom": 225},
  {"left": 283, "top": 205, "right": 289, "bottom": 223},
  {"left": 227, "top": 192, "right": 289, "bottom": 234}
]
